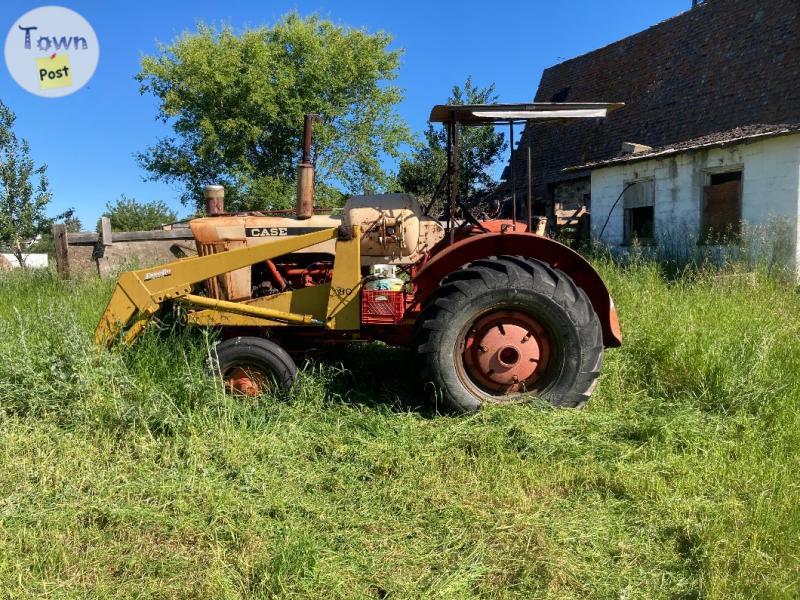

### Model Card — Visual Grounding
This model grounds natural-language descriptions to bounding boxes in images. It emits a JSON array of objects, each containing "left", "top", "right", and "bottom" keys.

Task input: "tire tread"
[{"left": 413, "top": 256, "right": 603, "bottom": 413}]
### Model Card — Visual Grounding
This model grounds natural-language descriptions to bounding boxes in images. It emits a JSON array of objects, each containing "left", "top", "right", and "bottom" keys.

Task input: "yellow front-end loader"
[{"left": 95, "top": 225, "right": 363, "bottom": 345}]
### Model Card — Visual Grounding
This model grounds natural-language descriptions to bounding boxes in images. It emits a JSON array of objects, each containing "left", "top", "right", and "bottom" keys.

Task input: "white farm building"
[{"left": 577, "top": 125, "right": 800, "bottom": 270}]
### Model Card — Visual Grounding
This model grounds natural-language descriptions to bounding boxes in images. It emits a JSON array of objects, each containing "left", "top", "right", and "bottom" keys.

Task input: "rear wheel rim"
[{"left": 460, "top": 309, "right": 552, "bottom": 398}]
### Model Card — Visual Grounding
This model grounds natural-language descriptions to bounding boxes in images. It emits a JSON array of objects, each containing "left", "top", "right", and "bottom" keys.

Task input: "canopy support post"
[
  {"left": 527, "top": 130, "right": 533, "bottom": 233},
  {"left": 509, "top": 121, "right": 516, "bottom": 230},
  {"left": 449, "top": 116, "right": 460, "bottom": 244}
]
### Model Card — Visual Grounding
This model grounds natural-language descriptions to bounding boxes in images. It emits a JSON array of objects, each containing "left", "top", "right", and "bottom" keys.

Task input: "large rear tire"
[
  {"left": 209, "top": 336, "right": 297, "bottom": 396},
  {"left": 414, "top": 256, "right": 603, "bottom": 414}
]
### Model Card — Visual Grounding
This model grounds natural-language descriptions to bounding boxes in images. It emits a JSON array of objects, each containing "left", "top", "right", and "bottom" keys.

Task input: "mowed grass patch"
[{"left": 0, "top": 264, "right": 797, "bottom": 598}]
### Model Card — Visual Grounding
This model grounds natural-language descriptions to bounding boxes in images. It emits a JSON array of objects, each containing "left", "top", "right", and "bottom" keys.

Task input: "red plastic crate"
[{"left": 361, "top": 290, "right": 405, "bottom": 324}]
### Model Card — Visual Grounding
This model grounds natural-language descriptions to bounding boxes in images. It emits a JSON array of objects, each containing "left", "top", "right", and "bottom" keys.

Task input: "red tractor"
[{"left": 97, "top": 103, "right": 623, "bottom": 413}]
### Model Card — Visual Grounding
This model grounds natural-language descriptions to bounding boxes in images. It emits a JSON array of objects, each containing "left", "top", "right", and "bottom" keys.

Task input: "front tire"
[
  {"left": 414, "top": 256, "right": 603, "bottom": 414},
  {"left": 209, "top": 336, "right": 297, "bottom": 396}
]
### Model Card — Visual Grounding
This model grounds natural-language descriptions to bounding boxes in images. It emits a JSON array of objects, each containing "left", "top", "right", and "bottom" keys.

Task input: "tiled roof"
[{"left": 565, "top": 123, "right": 800, "bottom": 171}]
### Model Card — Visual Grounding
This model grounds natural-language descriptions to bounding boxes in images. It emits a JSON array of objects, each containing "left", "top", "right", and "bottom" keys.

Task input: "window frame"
[
  {"left": 699, "top": 167, "right": 743, "bottom": 244},
  {"left": 622, "top": 178, "right": 656, "bottom": 246}
]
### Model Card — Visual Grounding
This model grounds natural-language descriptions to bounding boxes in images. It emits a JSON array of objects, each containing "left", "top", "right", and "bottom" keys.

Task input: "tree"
[
  {"left": 136, "top": 14, "right": 414, "bottom": 213},
  {"left": 101, "top": 195, "right": 177, "bottom": 232},
  {"left": 64, "top": 214, "right": 82, "bottom": 233},
  {"left": 0, "top": 101, "right": 58, "bottom": 267},
  {"left": 397, "top": 77, "right": 507, "bottom": 215}
]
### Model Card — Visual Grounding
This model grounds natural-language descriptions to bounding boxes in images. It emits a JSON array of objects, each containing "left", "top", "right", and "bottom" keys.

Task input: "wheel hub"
[
  {"left": 224, "top": 367, "right": 269, "bottom": 396},
  {"left": 463, "top": 311, "right": 551, "bottom": 394}
]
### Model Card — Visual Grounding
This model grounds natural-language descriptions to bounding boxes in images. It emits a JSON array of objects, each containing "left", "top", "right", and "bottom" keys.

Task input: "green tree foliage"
[
  {"left": 136, "top": 14, "right": 413, "bottom": 212},
  {"left": 0, "top": 101, "right": 60, "bottom": 267},
  {"left": 64, "top": 214, "right": 82, "bottom": 233},
  {"left": 29, "top": 212, "right": 82, "bottom": 256},
  {"left": 397, "top": 78, "right": 506, "bottom": 214},
  {"left": 101, "top": 195, "right": 177, "bottom": 232}
]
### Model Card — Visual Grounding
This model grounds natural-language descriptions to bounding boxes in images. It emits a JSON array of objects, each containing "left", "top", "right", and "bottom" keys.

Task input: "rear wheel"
[
  {"left": 209, "top": 336, "right": 297, "bottom": 396},
  {"left": 414, "top": 256, "right": 603, "bottom": 413}
]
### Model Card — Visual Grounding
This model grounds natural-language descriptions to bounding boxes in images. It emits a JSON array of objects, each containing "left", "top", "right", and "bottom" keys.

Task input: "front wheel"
[
  {"left": 209, "top": 336, "right": 297, "bottom": 396},
  {"left": 414, "top": 256, "right": 603, "bottom": 414}
]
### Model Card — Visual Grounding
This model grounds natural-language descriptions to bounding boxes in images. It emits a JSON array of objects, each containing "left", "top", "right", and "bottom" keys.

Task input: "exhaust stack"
[{"left": 296, "top": 114, "right": 321, "bottom": 220}]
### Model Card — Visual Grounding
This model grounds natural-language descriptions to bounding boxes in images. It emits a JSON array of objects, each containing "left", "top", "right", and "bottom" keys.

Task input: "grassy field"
[{"left": 0, "top": 258, "right": 797, "bottom": 598}]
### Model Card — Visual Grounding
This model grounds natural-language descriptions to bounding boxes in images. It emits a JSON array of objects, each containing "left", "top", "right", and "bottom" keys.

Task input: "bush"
[{"left": 100, "top": 195, "right": 178, "bottom": 232}]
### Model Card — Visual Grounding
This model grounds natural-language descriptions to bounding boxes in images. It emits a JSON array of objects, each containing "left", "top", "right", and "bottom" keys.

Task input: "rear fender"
[{"left": 412, "top": 233, "right": 622, "bottom": 347}]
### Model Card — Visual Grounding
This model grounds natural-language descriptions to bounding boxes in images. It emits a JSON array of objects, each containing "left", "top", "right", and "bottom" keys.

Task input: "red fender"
[{"left": 412, "top": 233, "right": 622, "bottom": 348}]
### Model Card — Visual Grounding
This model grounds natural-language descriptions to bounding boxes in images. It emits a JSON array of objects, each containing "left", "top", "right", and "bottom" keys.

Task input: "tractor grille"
[{"left": 196, "top": 241, "right": 228, "bottom": 299}]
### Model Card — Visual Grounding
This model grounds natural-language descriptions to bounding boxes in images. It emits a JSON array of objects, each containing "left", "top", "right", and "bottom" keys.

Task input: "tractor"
[{"left": 96, "top": 103, "right": 623, "bottom": 413}]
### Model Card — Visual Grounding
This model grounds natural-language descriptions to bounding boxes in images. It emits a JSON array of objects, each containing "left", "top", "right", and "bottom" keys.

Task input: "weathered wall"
[
  {"left": 0, "top": 253, "right": 48, "bottom": 268},
  {"left": 504, "top": 0, "right": 800, "bottom": 202},
  {"left": 95, "top": 239, "right": 197, "bottom": 276},
  {"left": 66, "top": 240, "right": 198, "bottom": 276},
  {"left": 590, "top": 134, "right": 800, "bottom": 269},
  {"left": 553, "top": 178, "right": 591, "bottom": 211},
  {"left": 63, "top": 230, "right": 197, "bottom": 277}
]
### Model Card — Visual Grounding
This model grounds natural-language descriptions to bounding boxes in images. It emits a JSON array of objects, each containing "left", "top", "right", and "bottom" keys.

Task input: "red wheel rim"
[
  {"left": 224, "top": 366, "right": 271, "bottom": 396},
  {"left": 461, "top": 310, "right": 552, "bottom": 396}
]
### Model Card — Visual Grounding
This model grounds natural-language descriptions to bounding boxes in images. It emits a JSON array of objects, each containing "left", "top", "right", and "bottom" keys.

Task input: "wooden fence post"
[
  {"left": 52, "top": 223, "right": 69, "bottom": 278},
  {"left": 100, "top": 217, "right": 113, "bottom": 246}
]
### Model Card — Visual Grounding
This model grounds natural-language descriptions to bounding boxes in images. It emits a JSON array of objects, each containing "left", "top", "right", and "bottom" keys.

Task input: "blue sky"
[{"left": 1, "top": 0, "right": 689, "bottom": 227}]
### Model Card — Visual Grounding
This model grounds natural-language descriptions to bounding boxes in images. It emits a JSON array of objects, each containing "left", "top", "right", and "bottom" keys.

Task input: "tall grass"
[
  {"left": 0, "top": 258, "right": 797, "bottom": 598},
  {"left": 594, "top": 217, "right": 797, "bottom": 281}
]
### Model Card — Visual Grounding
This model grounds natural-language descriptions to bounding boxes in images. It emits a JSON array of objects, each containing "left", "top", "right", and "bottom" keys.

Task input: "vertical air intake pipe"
[{"left": 204, "top": 185, "right": 225, "bottom": 215}]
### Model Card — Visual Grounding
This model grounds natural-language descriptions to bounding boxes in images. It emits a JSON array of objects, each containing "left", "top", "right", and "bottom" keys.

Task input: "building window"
[
  {"left": 623, "top": 179, "right": 655, "bottom": 244},
  {"left": 702, "top": 171, "right": 742, "bottom": 242}
]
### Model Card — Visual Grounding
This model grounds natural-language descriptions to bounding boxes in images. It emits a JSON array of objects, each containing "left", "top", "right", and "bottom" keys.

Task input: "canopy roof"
[{"left": 428, "top": 103, "right": 624, "bottom": 125}]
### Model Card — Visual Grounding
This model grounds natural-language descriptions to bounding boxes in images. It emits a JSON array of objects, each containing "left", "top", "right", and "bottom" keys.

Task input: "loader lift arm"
[{"left": 95, "top": 226, "right": 362, "bottom": 346}]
